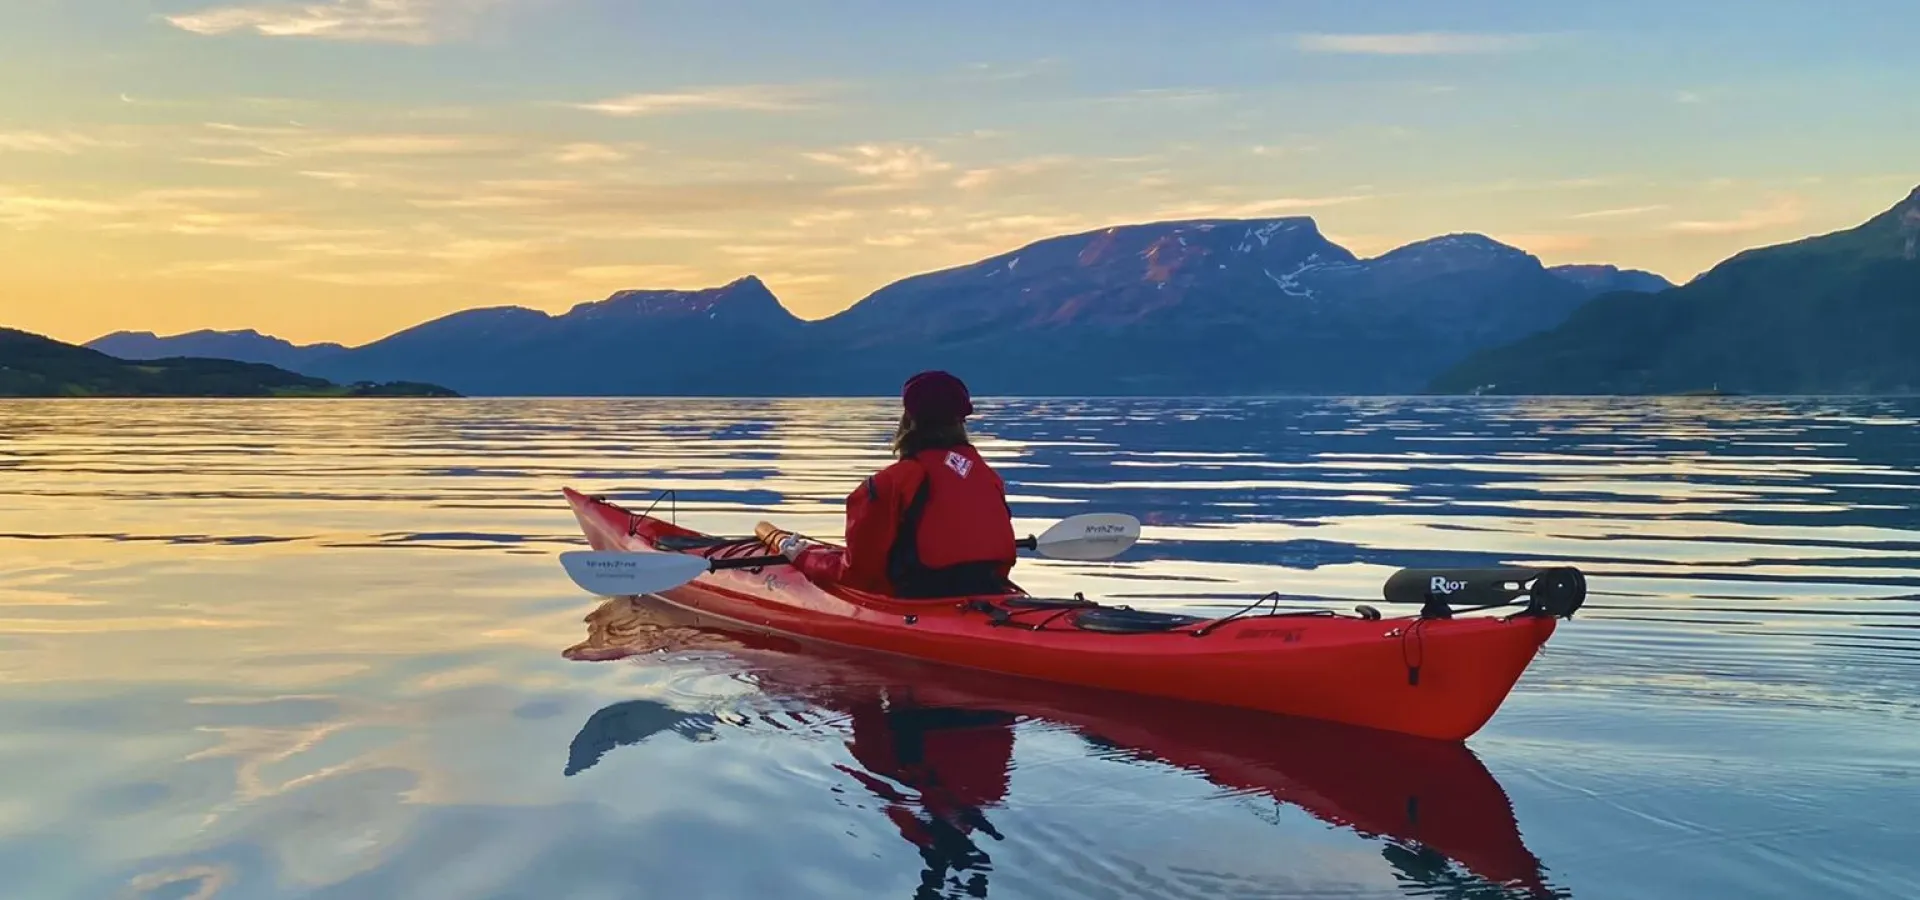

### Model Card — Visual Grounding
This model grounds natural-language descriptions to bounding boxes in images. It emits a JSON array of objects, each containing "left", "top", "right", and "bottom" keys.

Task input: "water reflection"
[
  {"left": 564, "top": 595, "right": 1568, "bottom": 899},
  {"left": 3, "top": 396, "right": 1918, "bottom": 898}
]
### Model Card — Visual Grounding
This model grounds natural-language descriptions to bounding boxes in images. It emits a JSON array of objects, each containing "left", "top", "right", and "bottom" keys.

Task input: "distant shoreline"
[{"left": 0, "top": 327, "right": 461, "bottom": 399}]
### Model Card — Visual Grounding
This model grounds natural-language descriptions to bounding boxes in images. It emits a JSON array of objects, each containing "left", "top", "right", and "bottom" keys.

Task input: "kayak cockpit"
[
  {"left": 964, "top": 595, "right": 1212, "bottom": 634},
  {"left": 1070, "top": 607, "right": 1212, "bottom": 634}
]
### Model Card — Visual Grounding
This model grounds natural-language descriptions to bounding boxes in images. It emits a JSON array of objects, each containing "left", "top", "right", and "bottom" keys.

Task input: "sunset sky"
[{"left": 2, "top": 0, "right": 1915, "bottom": 346}]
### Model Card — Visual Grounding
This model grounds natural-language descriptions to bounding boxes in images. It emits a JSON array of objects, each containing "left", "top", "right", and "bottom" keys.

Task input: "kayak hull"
[{"left": 562, "top": 487, "right": 1559, "bottom": 741}]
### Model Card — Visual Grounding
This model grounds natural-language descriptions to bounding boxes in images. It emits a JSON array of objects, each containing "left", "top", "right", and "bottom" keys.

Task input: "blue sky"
[{"left": 1, "top": 0, "right": 1915, "bottom": 344}]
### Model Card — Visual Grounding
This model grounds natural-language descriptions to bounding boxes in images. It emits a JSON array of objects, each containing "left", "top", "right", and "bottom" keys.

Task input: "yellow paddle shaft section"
[{"left": 753, "top": 521, "right": 790, "bottom": 554}]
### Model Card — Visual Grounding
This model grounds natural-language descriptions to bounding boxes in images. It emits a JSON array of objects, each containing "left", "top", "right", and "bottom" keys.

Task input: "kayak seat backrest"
[
  {"left": 1380, "top": 565, "right": 1587, "bottom": 617},
  {"left": 1072, "top": 607, "right": 1209, "bottom": 634},
  {"left": 1382, "top": 567, "right": 1542, "bottom": 607}
]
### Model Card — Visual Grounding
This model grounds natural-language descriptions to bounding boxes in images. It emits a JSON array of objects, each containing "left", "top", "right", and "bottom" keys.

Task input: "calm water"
[{"left": 1, "top": 397, "right": 1916, "bottom": 900}]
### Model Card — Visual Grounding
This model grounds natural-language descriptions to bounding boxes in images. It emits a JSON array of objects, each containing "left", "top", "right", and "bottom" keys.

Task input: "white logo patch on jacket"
[{"left": 944, "top": 451, "right": 974, "bottom": 478}]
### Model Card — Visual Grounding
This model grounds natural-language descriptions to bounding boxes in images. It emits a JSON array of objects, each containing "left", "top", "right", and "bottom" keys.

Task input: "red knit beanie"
[{"left": 901, "top": 370, "right": 973, "bottom": 421}]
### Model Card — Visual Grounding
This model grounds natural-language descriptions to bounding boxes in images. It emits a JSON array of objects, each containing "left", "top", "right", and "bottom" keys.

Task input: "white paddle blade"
[
  {"left": 1033, "top": 512, "right": 1141, "bottom": 561},
  {"left": 559, "top": 550, "right": 712, "bottom": 597}
]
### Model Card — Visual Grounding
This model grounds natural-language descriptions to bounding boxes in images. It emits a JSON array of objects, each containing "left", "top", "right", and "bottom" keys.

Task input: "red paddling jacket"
[{"left": 841, "top": 444, "right": 1017, "bottom": 597}]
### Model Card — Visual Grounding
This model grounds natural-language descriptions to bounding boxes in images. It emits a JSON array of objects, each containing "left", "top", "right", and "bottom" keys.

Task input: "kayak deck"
[{"left": 561, "top": 487, "right": 1576, "bottom": 740}]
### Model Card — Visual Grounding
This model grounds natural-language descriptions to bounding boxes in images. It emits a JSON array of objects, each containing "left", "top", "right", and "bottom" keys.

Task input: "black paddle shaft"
[
  {"left": 708, "top": 536, "right": 1040, "bottom": 567},
  {"left": 696, "top": 533, "right": 1042, "bottom": 575},
  {"left": 707, "top": 554, "right": 792, "bottom": 571},
  {"left": 697, "top": 531, "right": 1042, "bottom": 573}
]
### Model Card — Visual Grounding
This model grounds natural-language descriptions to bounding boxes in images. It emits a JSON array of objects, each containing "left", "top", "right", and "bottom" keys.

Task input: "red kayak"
[
  {"left": 565, "top": 593, "right": 1562, "bottom": 897},
  {"left": 562, "top": 487, "right": 1585, "bottom": 741}
]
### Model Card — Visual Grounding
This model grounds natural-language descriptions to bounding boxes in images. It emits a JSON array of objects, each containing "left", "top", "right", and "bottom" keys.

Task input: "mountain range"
[
  {"left": 0, "top": 328, "right": 456, "bottom": 398},
  {"left": 88, "top": 217, "right": 1676, "bottom": 397},
  {"left": 1433, "top": 185, "right": 1920, "bottom": 395},
  {"left": 86, "top": 328, "right": 349, "bottom": 375}
]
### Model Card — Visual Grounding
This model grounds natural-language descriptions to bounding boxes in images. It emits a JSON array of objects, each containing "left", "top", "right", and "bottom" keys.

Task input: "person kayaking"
[{"left": 757, "top": 370, "right": 1018, "bottom": 598}]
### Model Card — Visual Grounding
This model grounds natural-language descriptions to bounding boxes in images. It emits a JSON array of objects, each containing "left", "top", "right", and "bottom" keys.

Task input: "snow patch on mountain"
[
  {"left": 1264, "top": 254, "right": 1324, "bottom": 299},
  {"left": 1235, "top": 219, "right": 1300, "bottom": 253}
]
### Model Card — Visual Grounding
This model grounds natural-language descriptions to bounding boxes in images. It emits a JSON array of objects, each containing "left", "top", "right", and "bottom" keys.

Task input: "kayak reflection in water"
[
  {"left": 758, "top": 370, "right": 1019, "bottom": 599},
  {"left": 563, "top": 596, "right": 1571, "bottom": 899},
  {"left": 565, "top": 691, "right": 1009, "bottom": 897},
  {"left": 565, "top": 595, "right": 1011, "bottom": 896}
]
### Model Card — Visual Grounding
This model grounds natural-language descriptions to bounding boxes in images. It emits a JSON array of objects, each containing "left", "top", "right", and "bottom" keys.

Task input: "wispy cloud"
[
  {"left": 401, "top": 174, "right": 865, "bottom": 219},
  {"left": 0, "top": 191, "right": 126, "bottom": 227},
  {"left": 952, "top": 57, "right": 1062, "bottom": 83},
  {"left": 421, "top": 236, "right": 555, "bottom": 263},
  {"left": 155, "top": 257, "right": 306, "bottom": 278},
  {"left": 1087, "top": 88, "right": 1224, "bottom": 108},
  {"left": 186, "top": 156, "right": 282, "bottom": 168},
  {"left": 1666, "top": 196, "right": 1805, "bottom": 234},
  {"left": 840, "top": 211, "right": 1107, "bottom": 258},
  {"left": 1158, "top": 194, "right": 1373, "bottom": 219},
  {"left": 1249, "top": 142, "right": 1320, "bottom": 158},
  {"left": 954, "top": 155, "right": 1077, "bottom": 191},
  {"left": 157, "top": 229, "right": 565, "bottom": 287},
  {"left": 759, "top": 272, "right": 838, "bottom": 288},
  {"left": 739, "top": 241, "right": 856, "bottom": 255},
  {"left": 567, "top": 264, "right": 710, "bottom": 285},
  {"left": 302, "top": 270, "right": 453, "bottom": 286},
  {"left": 570, "top": 84, "right": 827, "bottom": 117},
  {"left": 296, "top": 169, "right": 368, "bottom": 188},
  {"left": 1422, "top": 176, "right": 1624, "bottom": 199},
  {"left": 188, "top": 122, "right": 524, "bottom": 168},
  {"left": 0, "top": 184, "right": 397, "bottom": 250},
  {"left": 164, "top": 0, "right": 513, "bottom": 45},
  {"left": 309, "top": 133, "right": 512, "bottom": 155},
  {"left": 803, "top": 143, "right": 952, "bottom": 186},
  {"left": 551, "top": 223, "right": 727, "bottom": 242},
  {"left": 0, "top": 186, "right": 239, "bottom": 229},
  {"left": 1491, "top": 232, "right": 1593, "bottom": 254},
  {"left": 789, "top": 209, "right": 859, "bottom": 227},
  {"left": 0, "top": 131, "right": 121, "bottom": 154},
  {"left": 1294, "top": 32, "right": 1539, "bottom": 55},
  {"left": 1570, "top": 204, "right": 1669, "bottom": 220},
  {"left": 285, "top": 239, "right": 411, "bottom": 258},
  {"left": 199, "top": 123, "right": 511, "bottom": 152},
  {"left": 551, "top": 142, "right": 635, "bottom": 165}
]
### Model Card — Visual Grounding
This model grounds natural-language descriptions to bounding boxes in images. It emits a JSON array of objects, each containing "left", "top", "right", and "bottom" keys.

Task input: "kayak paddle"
[
  {"left": 558, "top": 511, "right": 1142, "bottom": 598},
  {"left": 1016, "top": 511, "right": 1141, "bottom": 560}
]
